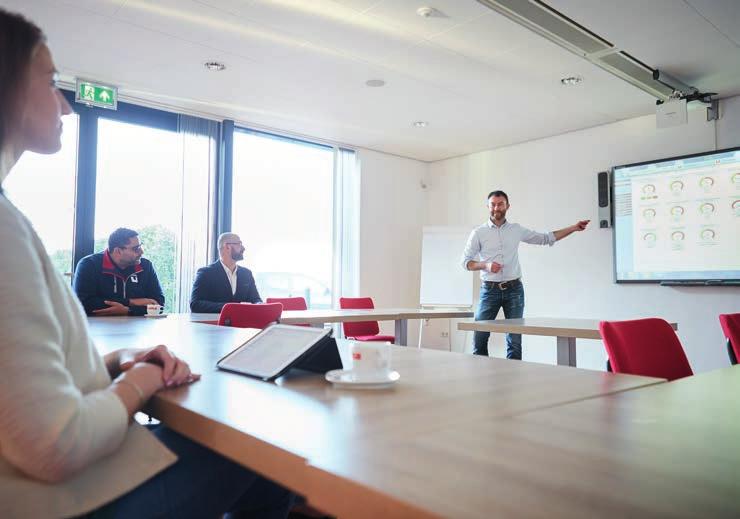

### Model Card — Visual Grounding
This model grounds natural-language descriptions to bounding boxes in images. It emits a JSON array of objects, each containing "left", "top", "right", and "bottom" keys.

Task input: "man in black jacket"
[
  {"left": 190, "top": 232, "right": 262, "bottom": 313},
  {"left": 73, "top": 228, "right": 165, "bottom": 316}
]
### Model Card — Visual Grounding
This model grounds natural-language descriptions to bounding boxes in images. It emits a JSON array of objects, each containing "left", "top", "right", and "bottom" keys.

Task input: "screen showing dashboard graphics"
[{"left": 613, "top": 146, "right": 740, "bottom": 283}]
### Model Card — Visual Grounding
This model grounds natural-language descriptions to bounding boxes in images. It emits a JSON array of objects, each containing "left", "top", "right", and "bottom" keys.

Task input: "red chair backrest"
[
  {"left": 339, "top": 297, "right": 379, "bottom": 337},
  {"left": 599, "top": 318, "right": 693, "bottom": 381},
  {"left": 265, "top": 297, "right": 308, "bottom": 311},
  {"left": 719, "top": 313, "right": 740, "bottom": 364},
  {"left": 266, "top": 297, "right": 309, "bottom": 326},
  {"left": 218, "top": 302, "right": 283, "bottom": 329}
]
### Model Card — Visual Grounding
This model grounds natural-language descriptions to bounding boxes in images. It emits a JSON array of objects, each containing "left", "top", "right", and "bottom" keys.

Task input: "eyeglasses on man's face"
[
  {"left": 120, "top": 243, "right": 143, "bottom": 253},
  {"left": 225, "top": 242, "right": 244, "bottom": 248}
]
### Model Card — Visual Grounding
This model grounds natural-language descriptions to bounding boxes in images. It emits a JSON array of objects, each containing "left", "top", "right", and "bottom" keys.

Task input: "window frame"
[
  {"left": 66, "top": 89, "right": 179, "bottom": 268},
  {"left": 51, "top": 90, "right": 356, "bottom": 311}
]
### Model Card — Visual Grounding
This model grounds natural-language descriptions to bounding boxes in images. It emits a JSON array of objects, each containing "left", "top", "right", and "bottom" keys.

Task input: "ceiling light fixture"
[
  {"left": 204, "top": 61, "right": 226, "bottom": 71},
  {"left": 560, "top": 75, "right": 583, "bottom": 86},
  {"left": 412, "top": 121, "right": 428, "bottom": 127},
  {"left": 365, "top": 79, "right": 386, "bottom": 87},
  {"left": 416, "top": 6, "right": 437, "bottom": 18}
]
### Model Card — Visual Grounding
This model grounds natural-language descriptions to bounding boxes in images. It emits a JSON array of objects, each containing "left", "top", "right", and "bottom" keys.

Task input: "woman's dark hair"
[{"left": 0, "top": 8, "right": 45, "bottom": 151}]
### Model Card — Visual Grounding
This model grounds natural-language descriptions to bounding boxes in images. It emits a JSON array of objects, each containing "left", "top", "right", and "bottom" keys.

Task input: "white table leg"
[
  {"left": 395, "top": 319, "right": 408, "bottom": 346},
  {"left": 556, "top": 336, "right": 577, "bottom": 367}
]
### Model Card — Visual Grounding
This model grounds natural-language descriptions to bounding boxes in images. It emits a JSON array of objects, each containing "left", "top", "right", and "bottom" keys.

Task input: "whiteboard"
[{"left": 419, "top": 226, "right": 475, "bottom": 306}]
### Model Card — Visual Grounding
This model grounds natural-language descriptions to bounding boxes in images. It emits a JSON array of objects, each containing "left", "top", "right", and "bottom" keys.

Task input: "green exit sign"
[{"left": 75, "top": 79, "right": 118, "bottom": 110}]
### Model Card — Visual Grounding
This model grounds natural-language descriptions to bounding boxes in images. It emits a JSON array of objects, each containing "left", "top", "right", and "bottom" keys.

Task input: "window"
[
  {"left": 3, "top": 113, "right": 79, "bottom": 275},
  {"left": 232, "top": 130, "right": 335, "bottom": 308},
  {"left": 94, "top": 118, "right": 181, "bottom": 311},
  {"left": 5, "top": 90, "right": 354, "bottom": 313}
]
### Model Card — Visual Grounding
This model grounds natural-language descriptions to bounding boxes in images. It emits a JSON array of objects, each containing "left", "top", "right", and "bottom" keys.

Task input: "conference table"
[
  {"left": 87, "top": 316, "right": 668, "bottom": 518},
  {"left": 310, "top": 365, "right": 740, "bottom": 518},
  {"left": 186, "top": 307, "right": 474, "bottom": 346},
  {"left": 458, "top": 317, "right": 679, "bottom": 367}
]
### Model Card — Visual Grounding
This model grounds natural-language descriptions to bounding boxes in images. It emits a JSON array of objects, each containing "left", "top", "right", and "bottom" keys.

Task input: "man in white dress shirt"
[{"left": 462, "top": 190, "right": 589, "bottom": 359}]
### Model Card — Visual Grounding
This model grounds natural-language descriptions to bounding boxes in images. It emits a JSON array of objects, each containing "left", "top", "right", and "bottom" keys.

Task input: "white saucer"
[
  {"left": 144, "top": 313, "right": 168, "bottom": 318},
  {"left": 325, "top": 369, "right": 399, "bottom": 389}
]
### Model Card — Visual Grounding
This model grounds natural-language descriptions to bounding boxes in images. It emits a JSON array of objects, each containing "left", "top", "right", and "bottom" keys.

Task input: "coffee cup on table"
[
  {"left": 349, "top": 342, "right": 390, "bottom": 378},
  {"left": 146, "top": 304, "right": 164, "bottom": 316}
]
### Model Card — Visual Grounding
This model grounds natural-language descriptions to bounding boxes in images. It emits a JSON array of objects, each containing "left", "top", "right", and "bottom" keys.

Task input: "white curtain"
[
  {"left": 175, "top": 115, "right": 218, "bottom": 312},
  {"left": 332, "top": 147, "right": 360, "bottom": 305}
]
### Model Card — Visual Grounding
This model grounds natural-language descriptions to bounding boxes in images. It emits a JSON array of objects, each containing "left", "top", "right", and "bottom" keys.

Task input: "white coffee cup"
[
  {"left": 146, "top": 304, "right": 164, "bottom": 316},
  {"left": 350, "top": 342, "right": 391, "bottom": 377}
]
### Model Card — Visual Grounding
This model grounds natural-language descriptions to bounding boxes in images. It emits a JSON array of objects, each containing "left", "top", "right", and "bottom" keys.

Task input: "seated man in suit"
[
  {"left": 74, "top": 227, "right": 165, "bottom": 316},
  {"left": 190, "top": 232, "right": 262, "bottom": 313}
]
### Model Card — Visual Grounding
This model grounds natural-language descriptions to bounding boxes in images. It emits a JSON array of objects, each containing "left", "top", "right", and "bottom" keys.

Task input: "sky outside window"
[
  {"left": 232, "top": 131, "right": 334, "bottom": 308},
  {"left": 95, "top": 118, "right": 182, "bottom": 310},
  {"left": 4, "top": 113, "right": 79, "bottom": 275}
]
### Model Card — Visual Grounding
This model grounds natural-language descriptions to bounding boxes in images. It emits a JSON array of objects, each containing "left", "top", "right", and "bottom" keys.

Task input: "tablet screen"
[{"left": 217, "top": 324, "right": 331, "bottom": 380}]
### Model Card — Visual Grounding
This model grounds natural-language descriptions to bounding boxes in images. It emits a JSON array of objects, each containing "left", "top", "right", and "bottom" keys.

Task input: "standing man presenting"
[{"left": 462, "top": 190, "right": 589, "bottom": 360}]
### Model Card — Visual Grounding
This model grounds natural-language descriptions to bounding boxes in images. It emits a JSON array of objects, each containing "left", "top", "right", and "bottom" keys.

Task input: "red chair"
[
  {"left": 719, "top": 313, "right": 740, "bottom": 365},
  {"left": 266, "top": 296, "right": 308, "bottom": 311},
  {"left": 218, "top": 302, "right": 283, "bottom": 329},
  {"left": 599, "top": 318, "right": 692, "bottom": 381},
  {"left": 266, "top": 297, "right": 310, "bottom": 326},
  {"left": 339, "top": 297, "right": 395, "bottom": 343}
]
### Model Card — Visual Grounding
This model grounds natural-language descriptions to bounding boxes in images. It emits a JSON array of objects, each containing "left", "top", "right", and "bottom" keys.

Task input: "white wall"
[
  {"left": 356, "top": 148, "right": 427, "bottom": 345},
  {"left": 423, "top": 96, "right": 740, "bottom": 372},
  {"left": 718, "top": 96, "right": 740, "bottom": 150}
]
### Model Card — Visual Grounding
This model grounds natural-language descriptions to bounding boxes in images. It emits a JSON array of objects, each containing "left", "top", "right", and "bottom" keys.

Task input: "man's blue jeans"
[
  {"left": 88, "top": 425, "right": 295, "bottom": 518},
  {"left": 472, "top": 280, "right": 524, "bottom": 359}
]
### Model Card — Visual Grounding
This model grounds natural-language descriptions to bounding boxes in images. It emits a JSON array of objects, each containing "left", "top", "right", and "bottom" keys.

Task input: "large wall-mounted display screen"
[{"left": 613, "top": 147, "right": 740, "bottom": 283}]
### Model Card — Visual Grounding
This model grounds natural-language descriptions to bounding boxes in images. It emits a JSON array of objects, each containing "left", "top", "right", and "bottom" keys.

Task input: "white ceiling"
[{"left": 4, "top": 0, "right": 740, "bottom": 161}]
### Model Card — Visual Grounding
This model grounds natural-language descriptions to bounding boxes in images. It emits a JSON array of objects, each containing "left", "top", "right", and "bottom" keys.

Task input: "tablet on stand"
[{"left": 217, "top": 324, "right": 343, "bottom": 381}]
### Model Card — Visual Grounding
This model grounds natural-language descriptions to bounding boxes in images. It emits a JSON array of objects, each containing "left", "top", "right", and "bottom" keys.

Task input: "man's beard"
[{"left": 231, "top": 251, "right": 244, "bottom": 261}]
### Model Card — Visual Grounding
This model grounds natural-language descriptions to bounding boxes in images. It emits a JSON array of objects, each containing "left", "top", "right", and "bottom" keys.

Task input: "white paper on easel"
[{"left": 419, "top": 226, "right": 476, "bottom": 307}]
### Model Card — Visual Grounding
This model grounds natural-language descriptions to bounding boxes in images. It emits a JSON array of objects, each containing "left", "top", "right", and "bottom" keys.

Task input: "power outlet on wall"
[{"left": 440, "top": 331, "right": 449, "bottom": 338}]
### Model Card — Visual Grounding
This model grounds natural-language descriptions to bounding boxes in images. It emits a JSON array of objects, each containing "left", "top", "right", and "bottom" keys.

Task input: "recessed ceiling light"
[
  {"left": 416, "top": 6, "right": 437, "bottom": 18},
  {"left": 365, "top": 79, "right": 386, "bottom": 87},
  {"left": 412, "top": 121, "right": 428, "bottom": 128},
  {"left": 560, "top": 75, "right": 583, "bottom": 86},
  {"left": 204, "top": 61, "right": 226, "bottom": 71}
]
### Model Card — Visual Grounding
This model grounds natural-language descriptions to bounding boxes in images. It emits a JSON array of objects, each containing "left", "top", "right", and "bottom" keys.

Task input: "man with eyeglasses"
[
  {"left": 73, "top": 227, "right": 165, "bottom": 316},
  {"left": 190, "top": 232, "right": 262, "bottom": 313}
]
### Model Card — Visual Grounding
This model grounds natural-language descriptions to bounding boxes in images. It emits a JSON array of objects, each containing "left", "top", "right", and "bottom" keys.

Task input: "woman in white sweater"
[{"left": 0, "top": 8, "right": 294, "bottom": 518}]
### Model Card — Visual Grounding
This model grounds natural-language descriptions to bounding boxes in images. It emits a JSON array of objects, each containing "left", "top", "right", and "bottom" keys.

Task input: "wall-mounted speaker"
[{"left": 597, "top": 171, "right": 611, "bottom": 228}]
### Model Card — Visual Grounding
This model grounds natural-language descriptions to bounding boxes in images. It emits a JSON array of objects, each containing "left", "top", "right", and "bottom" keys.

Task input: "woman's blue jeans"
[{"left": 88, "top": 425, "right": 296, "bottom": 519}]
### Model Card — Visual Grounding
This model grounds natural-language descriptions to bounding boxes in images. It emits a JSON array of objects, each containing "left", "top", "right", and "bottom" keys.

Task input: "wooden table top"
[
  {"left": 278, "top": 307, "right": 474, "bottom": 324},
  {"left": 309, "top": 366, "right": 740, "bottom": 519},
  {"left": 88, "top": 317, "right": 664, "bottom": 515},
  {"left": 459, "top": 317, "right": 678, "bottom": 339},
  {"left": 175, "top": 308, "right": 474, "bottom": 325}
]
